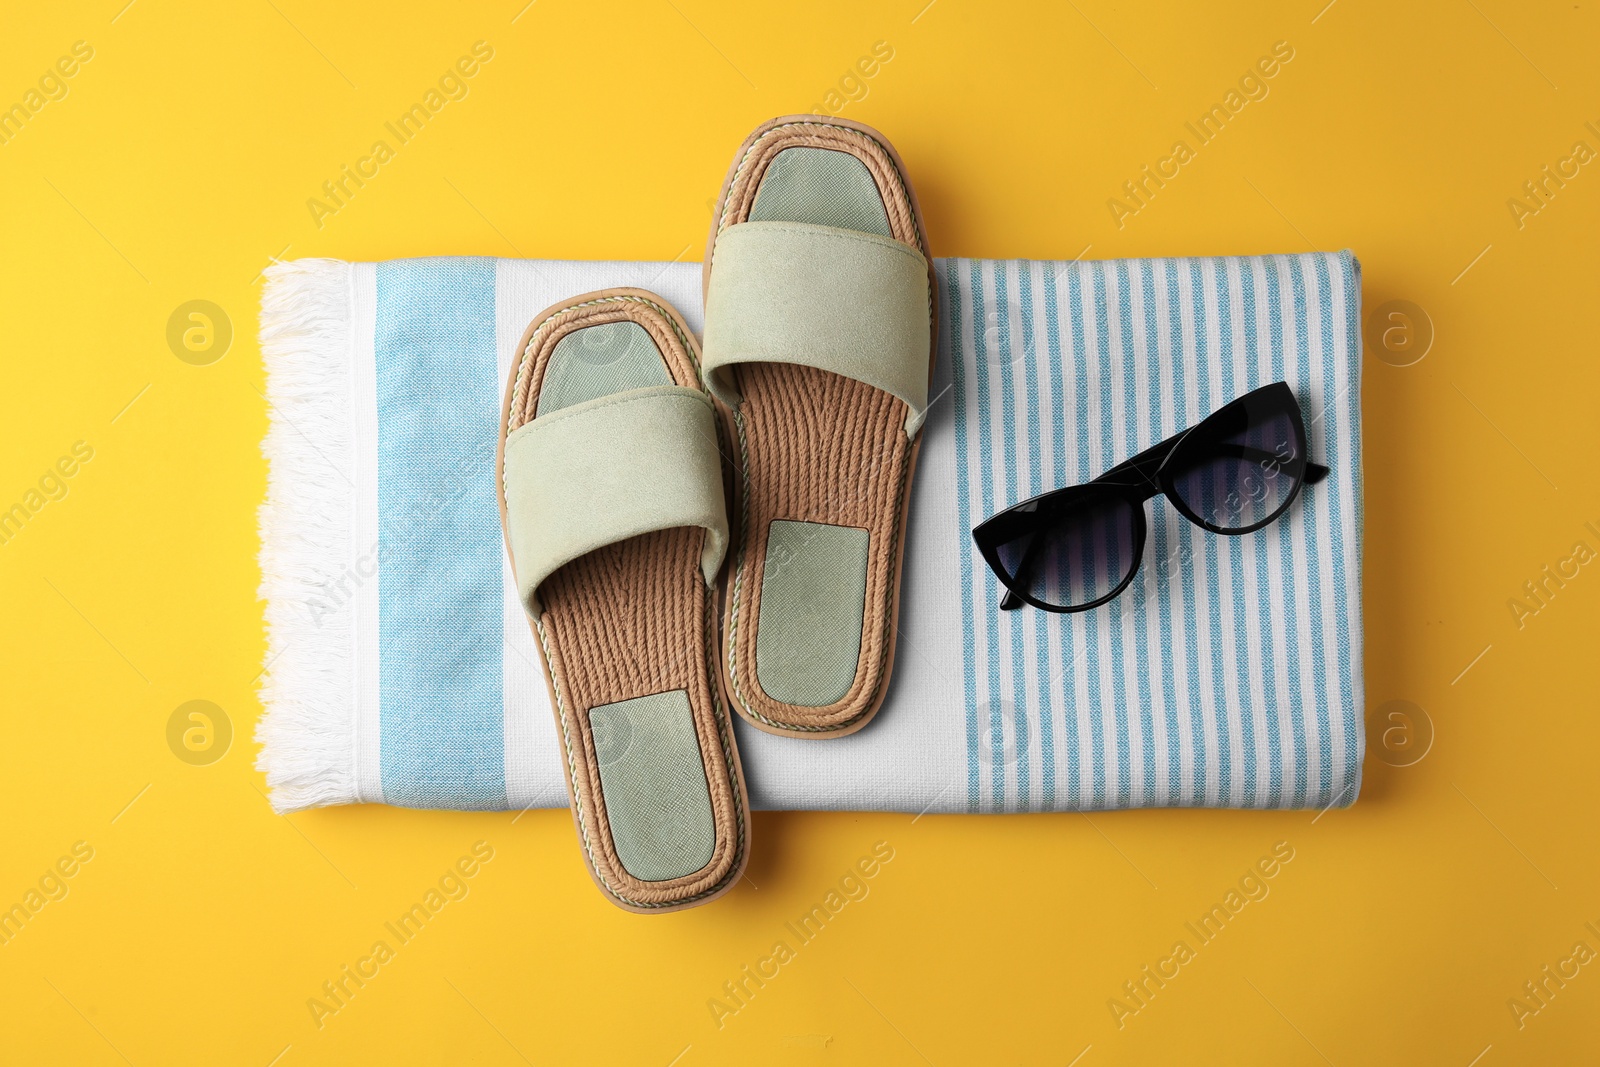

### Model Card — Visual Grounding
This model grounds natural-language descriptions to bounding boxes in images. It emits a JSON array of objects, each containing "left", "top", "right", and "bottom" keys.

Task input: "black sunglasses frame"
[{"left": 971, "top": 382, "right": 1330, "bottom": 614}]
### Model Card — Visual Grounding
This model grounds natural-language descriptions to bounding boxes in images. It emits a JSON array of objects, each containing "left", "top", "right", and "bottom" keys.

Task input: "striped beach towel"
[{"left": 257, "top": 251, "right": 1363, "bottom": 814}]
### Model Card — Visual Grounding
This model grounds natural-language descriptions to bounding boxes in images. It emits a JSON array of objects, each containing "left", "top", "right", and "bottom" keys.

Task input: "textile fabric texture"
[
  {"left": 502, "top": 385, "right": 728, "bottom": 613},
  {"left": 702, "top": 222, "right": 933, "bottom": 433},
  {"left": 256, "top": 252, "right": 1364, "bottom": 814}
]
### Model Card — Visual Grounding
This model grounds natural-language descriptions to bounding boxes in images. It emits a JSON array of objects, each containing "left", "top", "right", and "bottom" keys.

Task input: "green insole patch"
[
  {"left": 589, "top": 690, "right": 714, "bottom": 882},
  {"left": 755, "top": 520, "right": 871, "bottom": 708},
  {"left": 536, "top": 320, "right": 671, "bottom": 417}
]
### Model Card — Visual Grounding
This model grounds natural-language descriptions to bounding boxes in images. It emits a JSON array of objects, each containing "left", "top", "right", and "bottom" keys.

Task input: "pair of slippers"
[{"left": 496, "top": 116, "right": 936, "bottom": 912}]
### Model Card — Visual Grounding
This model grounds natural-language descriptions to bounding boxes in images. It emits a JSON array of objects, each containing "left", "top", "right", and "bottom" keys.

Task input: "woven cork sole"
[
  {"left": 704, "top": 115, "right": 936, "bottom": 739},
  {"left": 496, "top": 288, "right": 749, "bottom": 913}
]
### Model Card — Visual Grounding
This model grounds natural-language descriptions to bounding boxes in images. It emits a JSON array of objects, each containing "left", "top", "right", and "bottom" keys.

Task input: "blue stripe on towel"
[
  {"left": 1163, "top": 258, "right": 1205, "bottom": 802},
  {"left": 1019, "top": 263, "right": 1055, "bottom": 810},
  {"left": 1158, "top": 260, "right": 1184, "bottom": 799},
  {"left": 1066, "top": 264, "right": 1102, "bottom": 809},
  {"left": 1239, "top": 261, "right": 1284, "bottom": 805},
  {"left": 1286, "top": 257, "right": 1331, "bottom": 806},
  {"left": 1043, "top": 267, "right": 1068, "bottom": 809},
  {"left": 1334, "top": 252, "right": 1364, "bottom": 802},
  {"left": 374, "top": 258, "right": 506, "bottom": 809},
  {"left": 994, "top": 262, "right": 1031, "bottom": 809},
  {"left": 1142, "top": 263, "right": 1180, "bottom": 803},
  {"left": 1113, "top": 260, "right": 1152, "bottom": 808},
  {"left": 1088, "top": 268, "right": 1117, "bottom": 808},
  {"left": 1213, "top": 259, "right": 1256, "bottom": 806},
  {"left": 1189, "top": 258, "right": 1231, "bottom": 803},
  {"left": 1313, "top": 253, "right": 1358, "bottom": 805},
  {"left": 1262, "top": 260, "right": 1309, "bottom": 805}
]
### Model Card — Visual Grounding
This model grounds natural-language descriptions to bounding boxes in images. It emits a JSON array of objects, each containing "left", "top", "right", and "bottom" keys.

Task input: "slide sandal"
[
  {"left": 497, "top": 288, "right": 749, "bottom": 912},
  {"left": 702, "top": 115, "right": 936, "bottom": 739}
]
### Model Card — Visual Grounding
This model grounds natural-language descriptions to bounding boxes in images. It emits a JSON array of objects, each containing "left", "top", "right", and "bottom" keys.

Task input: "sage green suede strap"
[
  {"left": 503, "top": 385, "right": 728, "bottom": 615},
  {"left": 702, "top": 221, "right": 932, "bottom": 436}
]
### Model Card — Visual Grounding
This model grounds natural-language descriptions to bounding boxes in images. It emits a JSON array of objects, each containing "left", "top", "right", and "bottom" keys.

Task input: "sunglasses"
[{"left": 972, "top": 381, "right": 1329, "bottom": 613}]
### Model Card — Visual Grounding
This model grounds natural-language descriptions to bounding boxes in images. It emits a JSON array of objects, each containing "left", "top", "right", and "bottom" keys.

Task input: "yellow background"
[{"left": 3, "top": 1, "right": 1597, "bottom": 1063}]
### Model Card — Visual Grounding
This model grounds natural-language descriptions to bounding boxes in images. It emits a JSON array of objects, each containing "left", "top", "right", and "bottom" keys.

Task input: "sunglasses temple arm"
[
  {"left": 1304, "top": 461, "right": 1330, "bottom": 484},
  {"left": 997, "top": 530, "right": 1046, "bottom": 611}
]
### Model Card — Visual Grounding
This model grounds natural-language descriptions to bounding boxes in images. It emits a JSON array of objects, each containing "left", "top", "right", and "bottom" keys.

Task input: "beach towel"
[{"left": 256, "top": 251, "right": 1364, "bottom": 814}]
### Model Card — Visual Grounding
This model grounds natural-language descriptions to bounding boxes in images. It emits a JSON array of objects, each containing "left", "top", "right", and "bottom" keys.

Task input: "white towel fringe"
[{"left": 255, "top": 259, "right": 360, "bottom": 813}]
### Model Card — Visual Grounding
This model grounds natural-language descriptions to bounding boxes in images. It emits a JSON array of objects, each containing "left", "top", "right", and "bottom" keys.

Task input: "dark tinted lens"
[
  {"left": 1169, "top": 397, "right": 1304, "bottom": 531},
  {"left": 992, "top": 493, "right": 1139, "bottom": 608}
]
